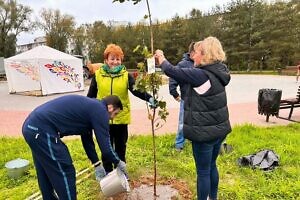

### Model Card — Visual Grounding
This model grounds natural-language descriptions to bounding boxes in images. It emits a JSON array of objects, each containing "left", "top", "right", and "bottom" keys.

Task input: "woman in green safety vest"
[{"left": 87, "top": 43, "right": 155, "bottom": 173}]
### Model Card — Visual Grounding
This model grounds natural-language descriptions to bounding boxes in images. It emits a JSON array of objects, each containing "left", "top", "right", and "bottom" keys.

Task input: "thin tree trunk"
[
  {"left": 146, "top": 0, "right": 154, "bottom": 54},
  {"left": 146, "top": 0, "right": 157, "bottom": 197},
  {"left": 150, "top": 74, "right": 158, "bottom": 198},
  {"left": 151, "top": 109, "right": 157, "bottom": 198}
]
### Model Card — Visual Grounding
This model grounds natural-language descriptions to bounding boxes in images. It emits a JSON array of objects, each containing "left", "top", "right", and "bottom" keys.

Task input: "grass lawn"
[
  {"left": 230, "top": 70, "right": 279, "bottom": 75},
  {"left": 1, "top": 123, "right": 299, "bottom": 200}
]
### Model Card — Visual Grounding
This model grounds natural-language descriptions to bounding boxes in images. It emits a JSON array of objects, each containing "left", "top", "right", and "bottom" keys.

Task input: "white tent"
[{"left": 4, "top": 46, "right": 84, "bottom": 95}]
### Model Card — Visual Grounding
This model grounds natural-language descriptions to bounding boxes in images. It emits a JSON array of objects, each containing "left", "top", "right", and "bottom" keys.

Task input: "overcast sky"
[{"left": 17, "top": 0, "right": 233, "bottom": 45}]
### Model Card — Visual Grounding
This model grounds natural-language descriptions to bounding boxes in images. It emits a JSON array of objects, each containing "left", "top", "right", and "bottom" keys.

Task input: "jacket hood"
[
  {"left": 201, "top": 62, "right": 231, "bottom": 86},
  {"left": 182, "top": 53, "right": 193, "bottom": 63}
]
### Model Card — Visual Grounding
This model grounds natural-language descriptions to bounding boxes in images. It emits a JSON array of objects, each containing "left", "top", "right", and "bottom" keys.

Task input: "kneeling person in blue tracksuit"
[{"left": 22, "top": 94, "right": 127, "bottom": 200}]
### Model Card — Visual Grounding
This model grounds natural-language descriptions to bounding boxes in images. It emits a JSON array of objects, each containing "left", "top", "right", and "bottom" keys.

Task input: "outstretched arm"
[
  {"left": 128, "top": 73, "right": 152, "bottom": 101},
  {"left": 160, "top": 60, "right": 208, "bottom": 87}
]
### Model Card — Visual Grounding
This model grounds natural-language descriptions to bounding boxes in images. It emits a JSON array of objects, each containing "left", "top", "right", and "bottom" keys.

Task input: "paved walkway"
[{"left": 0, "top": 75, "right": 299, "bottom": 137}]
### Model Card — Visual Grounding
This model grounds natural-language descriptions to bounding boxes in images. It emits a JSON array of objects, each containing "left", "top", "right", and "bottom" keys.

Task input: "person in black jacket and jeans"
[
  {"left": 169, "top": 42, "right": 195, "bottom": 151},
  {"left": 155, "top": 36, "right": 231, "bottom": 200}
]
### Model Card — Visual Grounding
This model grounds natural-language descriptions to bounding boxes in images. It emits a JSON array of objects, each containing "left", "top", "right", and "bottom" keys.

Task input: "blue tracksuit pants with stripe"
[{"left": 22, "top": 122, "right": 76, "bottom": 200}]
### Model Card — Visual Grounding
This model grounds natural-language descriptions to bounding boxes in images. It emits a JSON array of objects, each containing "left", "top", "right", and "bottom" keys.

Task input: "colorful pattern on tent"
[
  {"left": 44, "top": 61, "right": 81, "bottom": 89},
  {"left": 9, "top": 62, "right": 39, "bottom": 81}
]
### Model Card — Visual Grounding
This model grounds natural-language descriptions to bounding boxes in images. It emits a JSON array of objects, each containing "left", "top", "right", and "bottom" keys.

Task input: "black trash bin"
[{"left": 258, "top": 89, "right": 282, "bottom": 122}]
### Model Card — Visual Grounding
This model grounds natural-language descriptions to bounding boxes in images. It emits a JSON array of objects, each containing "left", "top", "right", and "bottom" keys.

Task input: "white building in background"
[
  {"left": 16, "top": 36, "right": 47, "bottom": 54},
  {"left": 16, "top": 36, "right": 87, "bottom": 58}
]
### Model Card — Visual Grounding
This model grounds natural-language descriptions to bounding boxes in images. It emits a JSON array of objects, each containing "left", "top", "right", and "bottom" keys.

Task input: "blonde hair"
[
  {"left": 103, "top": 44, "right": 124, "bottom": 60},
  {"left": 195, "top": 36, "right": 226, "bottom": 65}
]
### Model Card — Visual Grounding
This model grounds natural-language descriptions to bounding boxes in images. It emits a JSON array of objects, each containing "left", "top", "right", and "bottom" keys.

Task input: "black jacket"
[
  {"left": 183, "top": 63, "right": 232, "bottom": 142},
  {"left": 169, "top": 53, "right": 194, "bottom": 99},
  {"left": 161, "top": 60, "right": 231, "bottom": 142}
]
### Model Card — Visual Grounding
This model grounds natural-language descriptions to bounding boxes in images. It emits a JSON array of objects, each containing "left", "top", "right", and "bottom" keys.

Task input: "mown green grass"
[
  {"left": 230, "top": 70, "right": 278, "bottom": 75},
  {"left": 1, "top": 123, "right": 299, "bottom": 200}
]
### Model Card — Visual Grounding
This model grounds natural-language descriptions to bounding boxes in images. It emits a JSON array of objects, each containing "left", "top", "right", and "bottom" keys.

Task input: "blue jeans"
[
  {"left": 192, "top": 137, "right": 225, "bottom": 200},
  {"left": 175, "top": 100, "right": 185, "bottom": 149}
]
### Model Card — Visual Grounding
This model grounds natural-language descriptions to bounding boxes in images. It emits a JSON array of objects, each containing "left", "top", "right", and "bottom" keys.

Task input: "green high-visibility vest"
[{"left": 95, "top": 67, "right": 130, "bottom": 124}]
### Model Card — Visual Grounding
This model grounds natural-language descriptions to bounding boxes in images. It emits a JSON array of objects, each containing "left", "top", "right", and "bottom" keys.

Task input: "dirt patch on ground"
[
  {"left": 104, "top": 176, "right": 192, "bottom": 200},
  {"left": 128, "top": 184, "right": 178, "bottom": 200}
]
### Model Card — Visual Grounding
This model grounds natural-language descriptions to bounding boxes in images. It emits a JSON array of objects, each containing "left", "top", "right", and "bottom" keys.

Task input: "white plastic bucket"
[
  {"left": 5, "top": 158, "right": 29, "bottom": 179},
  {"left": 99, "top": 168, "right": 130, "bottom": 197}
]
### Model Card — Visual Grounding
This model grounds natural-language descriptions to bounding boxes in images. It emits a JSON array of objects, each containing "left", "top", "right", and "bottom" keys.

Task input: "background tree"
[
  {"left": 11, "top": 0, "right": 299, "bottom": 71},
  {"left": 184, "top": 8, "right": 220, "bottom": 42},
  {"left": 110, "top": 23, "right": 143, "bottom": 67},
  {"left": 288, "top": 0, "right": 300, "bottom": 63},
  {"left": 160, "top": 15, "right": 187, "bottom": 64},
  {"left": 221, "top": 0, "right": 265, "bottom": 71},
  {"left": 71, "top": 25, "right": 86, "bottom": 55},
  {"left": 266, "top": 1, "right": 299, "bottom": 67},
  {"left": 38, "top": 8, "right": 75, "bottom": 52},
  {"left": 184, "top": 9, "right": 204, "bottom": 41},
  {"left": 84, "top": 20, "right": 113, "bottom": 62},
  {"left": 0, "top": 0, "right": 32, "bottom": 57}
]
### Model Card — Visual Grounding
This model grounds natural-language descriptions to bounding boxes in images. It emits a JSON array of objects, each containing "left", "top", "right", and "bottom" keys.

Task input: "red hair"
[{"left": 103, "top": 44, "right": 124, "bottom": 60}]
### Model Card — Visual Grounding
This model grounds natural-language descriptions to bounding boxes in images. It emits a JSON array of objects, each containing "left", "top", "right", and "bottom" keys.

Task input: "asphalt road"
[
  {"left": 0, "top": 74, "right": 299, "bottom": 137},
  {"left": 1, "top": 74, "right": 299, "bottom": 111}
]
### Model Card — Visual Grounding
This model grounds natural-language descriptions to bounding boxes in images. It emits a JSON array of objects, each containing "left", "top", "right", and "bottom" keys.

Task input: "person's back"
[{"left": 27, "top": 94, "right": 106, "bottom": 136}]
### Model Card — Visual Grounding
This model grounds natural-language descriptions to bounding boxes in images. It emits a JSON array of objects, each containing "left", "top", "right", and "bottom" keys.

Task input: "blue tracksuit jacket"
[
  {"left": 169, "top": 53, "right": 194, "bottom": 99},
  {"left": 23, "top": 94, "right": 119, "bottom": 164}
]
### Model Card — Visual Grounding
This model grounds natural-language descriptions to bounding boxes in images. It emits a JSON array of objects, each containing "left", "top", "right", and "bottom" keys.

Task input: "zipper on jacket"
[
  {"left": 110, "top": 77, "right": 113, "bottom": 95},
  {"left": 110, "top": 77, "right": 114, "bottom": 124}
]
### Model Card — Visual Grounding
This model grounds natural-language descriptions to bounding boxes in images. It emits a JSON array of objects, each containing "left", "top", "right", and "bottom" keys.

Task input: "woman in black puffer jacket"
[{"left": 155, "top": 36, "right": 231, "bottom": 200}]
